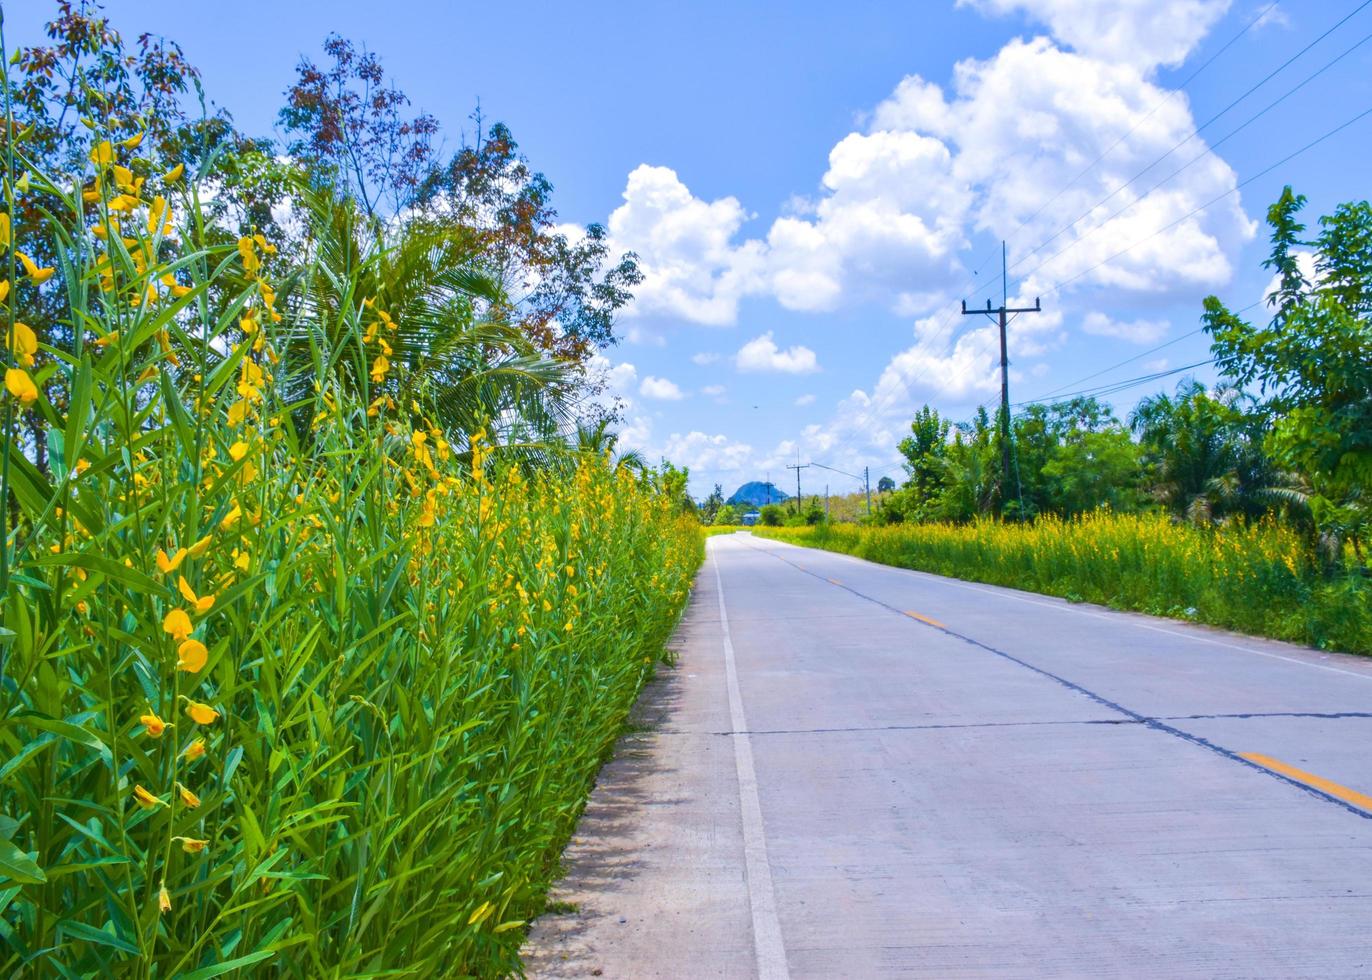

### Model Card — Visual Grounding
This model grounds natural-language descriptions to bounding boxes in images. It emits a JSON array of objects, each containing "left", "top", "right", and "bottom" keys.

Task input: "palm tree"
[
  {"left": 572, "top": 418, "right": 646, "bottom": 473},
  {"left": 1129, "top": 380, "right": 1293, "bottom": 523},
  {"left": 279, "top": 191, "right": 578, "bottom": 463}
]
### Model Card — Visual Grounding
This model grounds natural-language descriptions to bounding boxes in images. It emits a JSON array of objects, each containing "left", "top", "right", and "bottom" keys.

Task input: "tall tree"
[{"left": 1204, "top": 187, "right": 1371, "bottom": 556}]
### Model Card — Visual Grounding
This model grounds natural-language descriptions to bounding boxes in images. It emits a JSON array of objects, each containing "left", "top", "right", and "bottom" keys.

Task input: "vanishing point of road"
[{"left": 524, "top": 532, "right": 1372, "bottom": 978}]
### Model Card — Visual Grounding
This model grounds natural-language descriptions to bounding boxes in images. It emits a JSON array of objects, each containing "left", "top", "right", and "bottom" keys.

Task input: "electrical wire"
[{"left": 1009, "top": 0, "right": 1372, "bottom": 278}]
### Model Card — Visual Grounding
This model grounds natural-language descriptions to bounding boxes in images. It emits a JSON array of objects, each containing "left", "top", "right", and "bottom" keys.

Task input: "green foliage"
[
  {"left": 1204, "top": 186, "right": 1371, "bottom": 556},
  {"left": 712, "top": 502, "right": 739, "bottom": 526},
  {"left": 758, "top": 504, "right": 784, "bottom": 526}
]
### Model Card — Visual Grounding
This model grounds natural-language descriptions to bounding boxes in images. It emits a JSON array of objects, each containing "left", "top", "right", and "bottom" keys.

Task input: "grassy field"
[
  {"left": 752, "top": 516, "right": 1371, "bottom": 655},
  {"left": 0, "top": 140, "right": 701, "bottom": 975}
]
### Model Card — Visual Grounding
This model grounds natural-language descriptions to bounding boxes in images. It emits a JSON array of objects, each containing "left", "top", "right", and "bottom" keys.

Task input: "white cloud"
[
  {"left": 1081, "top": 311, "right": 1169, "bottom": 343},
  {"left": 870, "top": 37, "right": 1254, "bottom": 298},
  {"left": 639, "top": 375, "right": 687, "bottom": 400},
  {"left": 958, "top": 0, "right": 1232, "bottom": 70},
  {"left": 701, "top": 384, "right": 726, "bottom": 397},
  {"left": 794, "top": 393, "right": 816, "bottom": 406},
  {"left": 735, "top": 332, "right": 820, "bottom": 374},
  {"left": 661, "top": 431, "right": 755, "bottom": 473},
  {"left": 691, "top": 351, "right": 720, "bottom": 365},
  {"left": 1254, "top": 3, "right": 1290, "bottom": 30},
  {"left": 611, "top": 27, "right": 1251, "bottom": 329},
  {"left": 607, "top": 165, "right": 765, "bottom": 325}
]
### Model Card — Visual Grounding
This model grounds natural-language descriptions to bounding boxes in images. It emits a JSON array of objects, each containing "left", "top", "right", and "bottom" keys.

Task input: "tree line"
[{"left": 878, "top": 187, "right": 1369, "bottom": 571}]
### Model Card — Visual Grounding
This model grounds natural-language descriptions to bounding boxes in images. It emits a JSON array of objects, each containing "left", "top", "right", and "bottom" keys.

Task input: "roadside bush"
[{"left": 0, "top": 132, "right": 700, "bottom": 976}]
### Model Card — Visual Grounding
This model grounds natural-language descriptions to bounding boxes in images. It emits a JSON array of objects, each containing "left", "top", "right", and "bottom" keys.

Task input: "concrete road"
[{"left": 523, "top": 532, "right": 1372, "bottom": 979}]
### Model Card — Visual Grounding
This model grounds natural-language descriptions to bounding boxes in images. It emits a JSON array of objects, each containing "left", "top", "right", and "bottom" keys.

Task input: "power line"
[
  {"left": 998, "top": 1, "right": 1282, "bottom": 257},
  {"left": 1036, "top": 101, "right": 1372, "bottom": 300},
  {"left": 1022, "top": 359, "right": 1218, "bottom": 407},
  {"left": 841, "top": 3, "right": 1337, "bottom": 438},
  {"left": 1011, "top": 24, "right": 1372, "bottom": 292},
  {"left": 1032, "top": 298, "right": 1263, "bottom": 402},
  {"left": 836, "top": 4, "right": 1371, "bottom": 461},
  {"left": 1009, "top": 0, "right": 1372, "bottom": 280},
  {"left": 953, "top": 1, "right": 1282, "bottom": 306}
]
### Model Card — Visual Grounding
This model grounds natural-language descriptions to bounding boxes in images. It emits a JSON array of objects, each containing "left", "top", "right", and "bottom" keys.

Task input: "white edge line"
[
  {"left": 757, "top": 537, "right": 1372, "bottom": 682},
  {"left": 712, "top": 540, "right": 790, "bottom": 980}
]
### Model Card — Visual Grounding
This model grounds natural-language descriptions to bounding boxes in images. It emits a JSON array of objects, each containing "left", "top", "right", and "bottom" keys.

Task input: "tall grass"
[
  {"left": 752, "top": 515, "right": 1371, "bottom": 654},
  {"left": 0, "top": 128, "right": 700, "bottom": 974}
]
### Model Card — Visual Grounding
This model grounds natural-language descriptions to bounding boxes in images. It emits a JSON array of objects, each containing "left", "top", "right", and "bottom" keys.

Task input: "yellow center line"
[
  {"left": 1241, "top": 752, "right": 1372, "bottom": 812},
  {"left": 904, "top": 610, "right": 946, "bottom": 629}
]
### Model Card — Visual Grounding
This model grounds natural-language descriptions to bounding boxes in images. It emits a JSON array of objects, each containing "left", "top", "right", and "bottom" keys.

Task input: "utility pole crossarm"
[{"left": 959, "top": 241, "right": 1045, "bottom": 510}]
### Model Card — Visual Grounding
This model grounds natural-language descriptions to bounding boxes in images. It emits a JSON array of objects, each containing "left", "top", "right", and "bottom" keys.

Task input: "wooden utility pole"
[{"left": 962, "top": 241, "right": 1043, "bottom": 504}]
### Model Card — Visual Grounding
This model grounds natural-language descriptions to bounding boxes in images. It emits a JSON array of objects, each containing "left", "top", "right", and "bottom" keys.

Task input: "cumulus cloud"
[
  {"left": 1081, "top": 311, "right": 1169, "bottom": 343},
  {"left": 639, "top": 375, "right": 687, "bottom": 400},
  {"left": 661, "top": 431, "right": 756, "bottom": 473},
  {"left": 735, "top": 332, "right": 820, "bottom": 374},
  {"left": 606, "top": 165, "right": 764, "bottom": 325},
  {"left": 957, "top": 0, "right": 1232, "bottom": 70},
  {"left": 610, "top": 21, "right": 1251, "bottom": 327},
  {"left": 871, "top": 38, "right": 1254, "bottom": 299}
]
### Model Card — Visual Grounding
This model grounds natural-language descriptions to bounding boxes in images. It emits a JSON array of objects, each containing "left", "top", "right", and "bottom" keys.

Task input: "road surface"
[{"left": 523, "top": 532, "right": 1372, "bottom": 978}]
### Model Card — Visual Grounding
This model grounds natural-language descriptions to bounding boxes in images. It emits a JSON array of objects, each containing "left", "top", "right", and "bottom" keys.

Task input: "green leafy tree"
[
  {"left": 700, "top": 483, "right": 725, "bottom": 524},
  {"left": 714, "top": 503, "right": 740, "bottom": 525},
  {"left": 1013, "top": 398, "right": 1141, "bottom": 518},
  {"left": 759, "top": 503, "right": 784, "bottom": 526},
  {"left": 1203, "top": 186, "right": 1370, "bottom": 555},
  {"left": 891, "top": 405, "right": 951, "bottom": 521}
]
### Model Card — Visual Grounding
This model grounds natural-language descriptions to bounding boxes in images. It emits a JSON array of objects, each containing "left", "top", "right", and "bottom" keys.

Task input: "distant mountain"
[{"left": 727, "top": 481, "right": 789, "bottom": 507}]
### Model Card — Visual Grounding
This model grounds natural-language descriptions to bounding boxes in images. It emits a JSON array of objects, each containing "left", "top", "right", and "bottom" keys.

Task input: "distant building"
[{"left": 741, "top": 510, "right": 761, "bottom": 526}]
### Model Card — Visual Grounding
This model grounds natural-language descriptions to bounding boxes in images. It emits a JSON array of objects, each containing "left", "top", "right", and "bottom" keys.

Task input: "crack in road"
[{"left": 744, "top": 538, "right": 1372, "bottom": 821}]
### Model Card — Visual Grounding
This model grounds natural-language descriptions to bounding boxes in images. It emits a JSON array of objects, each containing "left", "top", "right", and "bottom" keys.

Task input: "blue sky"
[{"left": 8, "top": 0, "right": 1371, "bottom": 497}]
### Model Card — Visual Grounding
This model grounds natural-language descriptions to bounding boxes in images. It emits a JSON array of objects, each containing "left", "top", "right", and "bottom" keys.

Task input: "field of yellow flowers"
[
  {"left": 754, "top": 515, "right": 1371, "bottom": 654},
  {"left": 0, "top": 129, "right": 700, "bottom": 976}
]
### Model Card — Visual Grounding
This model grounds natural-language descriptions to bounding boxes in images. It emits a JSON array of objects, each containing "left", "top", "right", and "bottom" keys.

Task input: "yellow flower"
[
  {"left": 5, "top": 368, "right": 38, "bottom": 405},
  {"left": 173, "top": 836, "right": 209, "bottom": 854},
  {"left": 182, "top": 737, "right": 207, "bottom": 762},
  {"left": 184, "top": 699, "right": 219, "bottom": 725},
  {"left": 147, "top": 195, "right": 170, "bottom": 235},
  {"left": 229, "top": 441, "right": 249, "bottom": 462},
  {"left": 187, "top": 534, "right": 213, "bottom": 558},
  {"left": 122, "top": 130, "right": 145, "bottom": 150},
  {"left": 176, "top": 638, "right": 208, "bottom": 673},
  {"left": 0, "top": 212, "right": 8, "bottom": 251},
  {"left": 176, "top": 782, "right": 201, "bottom": 808},
  {"left": 89, "top": 141, "right": 115, "bottom": 166},
  {"left": 139, "top": 712, "right": 168, "bottom": 737},
  {"left": 162, "top": 162, "right": 185, "bottom": 184},
  {"left": 16, "top": 252, "right": 54, "bottom": 285},
  {"left": 370, "top": 354, "right": 390, "bottom": 383},
  {"left": 236, "top": 237, "right": 260, "bottom": 277},
  {"left": 156, "top": 547, "right": 188, "bottom": 574},
  {"left": 158, "top": 882, "right": 171, "bottom": 915},
  {"left": 178, "top": 575, "right": 215, "bottom": 613},
  {"left": 9, "top": 322, "right": 38, "bottom": 368},
  {"left": 162, "top": 607, "right": 193, "bottom": 642},
  {"left": 93, "top": 330, "right": 119, "bottom": 348},
  {"left": 132, "top": 785, "right": 163, "bottom": 809},
  {"left": 0, "top": 280, "right": 8, "bottom": 303}
]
